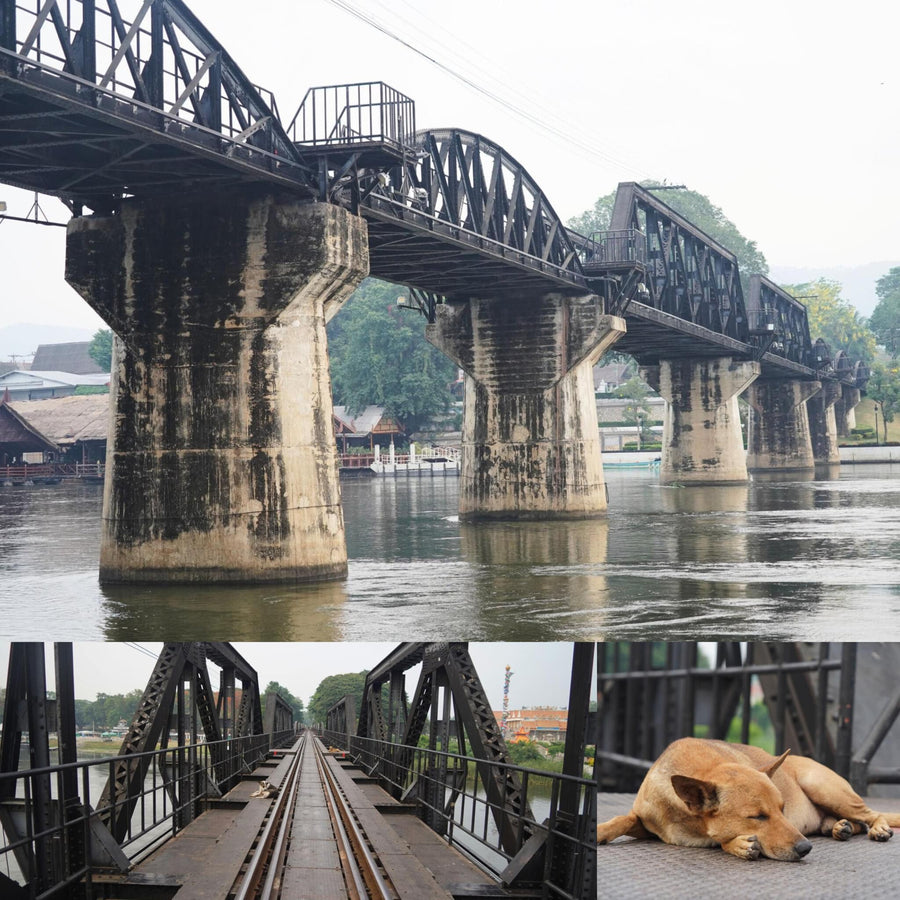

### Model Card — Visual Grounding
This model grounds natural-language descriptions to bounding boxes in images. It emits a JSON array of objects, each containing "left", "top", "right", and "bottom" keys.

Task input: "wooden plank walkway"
[{"left": 107, "top": 744, "right": 301, "bottom": 900}]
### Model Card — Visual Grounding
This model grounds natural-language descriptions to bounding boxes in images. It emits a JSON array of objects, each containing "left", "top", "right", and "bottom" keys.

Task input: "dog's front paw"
[
  {"left": 832, "top": 819, "right": 854, "bottom": 841},
  {"left": 868, "top": 818, "right": 893, "bottom": 842},
  {"left": 722, "top": 834, "right": 761, "bottom": 860}
]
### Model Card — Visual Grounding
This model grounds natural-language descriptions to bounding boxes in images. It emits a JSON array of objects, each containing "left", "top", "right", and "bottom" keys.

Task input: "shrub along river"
[{"left": 1, "top": 464, "right": 898, "bottom": 641}]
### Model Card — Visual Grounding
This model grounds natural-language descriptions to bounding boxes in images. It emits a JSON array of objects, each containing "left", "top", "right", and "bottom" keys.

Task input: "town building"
[
  {"left": 494, "top": 707, "right": 569, "bottom": 742},
  {"left": 0, "top": 370, "right": 109, "bottom": 402}
]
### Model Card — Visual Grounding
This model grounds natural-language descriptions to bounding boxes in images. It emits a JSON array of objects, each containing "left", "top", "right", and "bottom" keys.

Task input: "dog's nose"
[{"left": 794, "top": 839, "right": 812, "bottom": 859}]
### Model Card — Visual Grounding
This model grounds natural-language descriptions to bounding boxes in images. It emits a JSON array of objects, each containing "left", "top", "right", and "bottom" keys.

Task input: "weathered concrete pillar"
[
  {"left": 745, "top": 379, "right": 820, "bottom": 472},
  {"left": 835, "top": 384, "right": 861, "bottom": 437},
  {"left": 426, "top": 294, "right": 625, "bottom": 519},
  {"left": 643, "top": 357, "right": 759, "bottom": 484},
  {"left": 66, "top": 189, "right": 368, "bottom": 583},
  {"left": 807, "top": 380, "right": 841, "bottom": 465}
]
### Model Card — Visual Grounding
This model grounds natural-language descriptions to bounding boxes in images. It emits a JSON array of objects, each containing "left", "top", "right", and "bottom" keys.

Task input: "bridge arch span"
[{"left": 360, "top": 126, "right": 585, "bottom": 299}]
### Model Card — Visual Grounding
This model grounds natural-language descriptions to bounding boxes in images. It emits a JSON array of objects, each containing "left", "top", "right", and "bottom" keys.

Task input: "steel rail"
[
  {"left": 314, "top": 738, "right": 396, "bottom": 900},
  {"left": 234, "top": 733, "right": 306, "bottom": 900}
]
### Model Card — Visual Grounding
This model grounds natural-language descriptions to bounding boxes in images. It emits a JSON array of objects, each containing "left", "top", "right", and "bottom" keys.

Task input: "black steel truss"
[
  {"left": 747, "top": 274, "right": 814, "bottom": 366},
  {"left": 354, "top": 642, "right": 532, "bottom": 857},
  {"left": 95, "top": 641, "right": 265, "bottom": 841},
  {"left": 263, "top": 690, "right": 294, "bottom": 737},
  {"left": 608, "top": 181, "right": 749, "bottom": 344},
  {"left": 0, "top": 0, "right": 315, "bottom": 209},
  {"left": 356, "top": 127, "right": 586, "bottom": 301}
]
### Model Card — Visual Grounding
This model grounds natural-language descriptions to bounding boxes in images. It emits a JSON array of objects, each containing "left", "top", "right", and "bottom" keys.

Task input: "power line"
[
  {"left": 321, "top": 0, "right": 651, "bottom": 180},
  {"left": 124, "top": 642, "right": 160, "bottom": 661}
]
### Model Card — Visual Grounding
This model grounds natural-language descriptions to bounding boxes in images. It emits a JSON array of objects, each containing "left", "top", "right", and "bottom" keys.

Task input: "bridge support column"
[
  {"left": 642, "top": 357, "right": 759, "bottom": 484},
  {"left": 807, "top": 380, "right": 842, "bottom": 465},
  {"left": 66, "top": 189, "right": 368, "bottom": 583},
  {"left": 835, "top": 385, "right": 861, "bottom": 437},
  {"left": 427, "top": 295, "right": 625, "bottom": 519},
  {"left": 745, "top": 379, "right": 820, "bottom": 472}
]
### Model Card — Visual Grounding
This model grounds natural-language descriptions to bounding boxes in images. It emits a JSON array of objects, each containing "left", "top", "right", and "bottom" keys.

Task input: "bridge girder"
[
  {"left": 0, "top": 3, "right": 870, "bottom": 389},
  {"left": 0, "top": 0, "right": 315, "bottom": 210},
  {"left": 95, "top": 641, "right": 265, "bottom": 842},
  {"left": 357, "top": 127, "right": 587, "bottom": 304}
]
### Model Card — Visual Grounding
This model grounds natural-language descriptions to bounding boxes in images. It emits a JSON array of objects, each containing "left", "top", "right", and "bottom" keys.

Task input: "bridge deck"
[
  {"left": 599, "top": 792, "right": 900, "bottom": 899},
  {"left": 99, "top": 736, "right": 504, "bottom": 899}
]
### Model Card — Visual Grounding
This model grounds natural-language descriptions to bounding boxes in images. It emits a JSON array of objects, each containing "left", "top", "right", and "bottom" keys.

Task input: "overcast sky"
[
  {"left": 0, "top": 642, "right": 589, "bottom": 711},
  {"left": 1, "top": 0, "right": 898, "bottom": 341}
]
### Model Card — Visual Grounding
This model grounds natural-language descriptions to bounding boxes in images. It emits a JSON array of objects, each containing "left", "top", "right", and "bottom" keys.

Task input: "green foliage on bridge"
[
  {"left": 870, "top": 267, "right": 900, "bottom": 357},
  {"left": 307, "top": 670, "right": 368, "bottom": 728},
  {"left": 782, "top": 278, "right": 877, "bottom": 364},
  {"left": 72, "top": 688, "right": 144, "bottom": 731},
  {"left": 866, "top": 362, "right": 900, "bottom": 441},
  {"left": 327, "top": 278, "right": 457, "bottom": 432}
]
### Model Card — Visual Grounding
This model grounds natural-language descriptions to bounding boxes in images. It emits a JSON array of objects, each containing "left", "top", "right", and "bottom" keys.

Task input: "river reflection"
[
  {"left": 1, "top": 465, "right": 898, "bottom": 641},
  {"left": 458, "top": 518, "right": 610, "bottom": 639}
]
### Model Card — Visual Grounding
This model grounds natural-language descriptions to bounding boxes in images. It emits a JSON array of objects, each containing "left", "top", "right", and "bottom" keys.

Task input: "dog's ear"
[
  {"left": 671, "top": 775, "right": 719, "bottom": 814},
  {"left": 760, "top": 748, "right": 791, "bottom": 779}
]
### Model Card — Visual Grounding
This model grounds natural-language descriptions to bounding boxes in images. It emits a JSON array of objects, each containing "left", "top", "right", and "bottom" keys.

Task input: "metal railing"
[
  {"left": 321, "top": 730, "right": 594, "bottom": 900},
  {"left": 579, "top": 229, "right": 648, "bottom": 268},
  {"left": 0, "top": 729, "right": 294, "bottom": 899},
  {"left": 288, "top": 81, "right": 416, "bottom": 150},
  {"left": 7, "top": 0, "right": 284, "bottom": 145},
  {"left": 596, "top": 642, "right": 855, "bottom": 792},
  {"left": 0, "top": 463, "right": 103, "bottom": 481}
]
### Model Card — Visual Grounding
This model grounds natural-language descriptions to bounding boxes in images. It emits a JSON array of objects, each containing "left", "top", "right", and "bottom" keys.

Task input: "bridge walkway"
[
  {"left": 96, "top": 739, "right": 302, "bottom": 899},
  {"left": 100, "top": 734, "right": 508, "bottom": 899},
  {"left": 599, "top": 792, "right": 900, "bottom": 899}
]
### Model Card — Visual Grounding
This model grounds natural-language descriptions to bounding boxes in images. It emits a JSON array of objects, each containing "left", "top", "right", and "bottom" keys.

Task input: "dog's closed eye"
[{"left": 749, "top": 813, "right": 770, "bottom": 821}]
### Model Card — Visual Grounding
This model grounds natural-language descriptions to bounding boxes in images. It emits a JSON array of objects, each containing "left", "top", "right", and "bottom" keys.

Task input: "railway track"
[{"left": 232, "top": 733, "right": 398, "bottom": 900}]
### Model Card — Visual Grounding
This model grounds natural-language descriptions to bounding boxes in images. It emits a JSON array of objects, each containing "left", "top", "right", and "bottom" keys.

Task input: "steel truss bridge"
[
  {"left": 0, "top": 0, "right": 868, "bottom": 389},
  {"left": 0, "top": 642, "right": 597, "bottom": 899}
]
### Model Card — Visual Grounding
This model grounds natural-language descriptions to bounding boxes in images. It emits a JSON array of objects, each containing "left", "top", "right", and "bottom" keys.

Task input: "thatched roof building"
[{"left": 6, "top": 394, "right": 109, "bottom": 463}]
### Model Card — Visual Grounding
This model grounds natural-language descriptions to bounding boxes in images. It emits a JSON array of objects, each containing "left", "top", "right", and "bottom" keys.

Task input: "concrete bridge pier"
[
  {"left": 745, "top": 379, "right": 820, "bottom": 472},
  {"left": 427, "top": 294, "right": 626, "bottom": 519},
  {"left": 641, "top": 357, "right": 759, "bottom": 484},
  {"left": 835, "top": 384, "right": 862, "bottom": 437},
  {"left": 65, "top": 189, "right": 368, "bottom": 584},
  {"left": 807, "top": 380, "right": 842, "bottom": 465}
]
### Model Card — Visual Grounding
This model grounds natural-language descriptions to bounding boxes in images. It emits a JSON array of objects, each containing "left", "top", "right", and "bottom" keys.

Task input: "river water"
[{"left": 1, "top": 465, "right": 898, "bottom": 641}]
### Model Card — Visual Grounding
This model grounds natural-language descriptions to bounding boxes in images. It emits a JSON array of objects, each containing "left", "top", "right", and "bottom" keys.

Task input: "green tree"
[
  {"left": 568, "top": 182, "right": 769, "bottom": 286},
  {"left": 506, "top": 740, "right": 543, "bottom": 765},
  {"left": 782, "top": 279, "right": 877, "bottom": 365},
  {"left": 328, "top": 279, "right": 456, "bottom": 431},
  {"left": 866, "top": 362, "right": 900, "bottom": 444},
  {"left": 613, "top": 375, "right": 654, "bottom": 447},
  {"left": 88, "top": 328, "right": 113, "bottom": 371},
  {"left": 261, "top": 680, "right": 305, "bottom": 724},
  {"left": 307, "top": 671, "right": 369, "bottom": 728},
  {"left": 75, "top": 689, "right": 143, "bottom": 731},
  {"left": 869, "top": 267, "right": 900, "bottom": 357}
]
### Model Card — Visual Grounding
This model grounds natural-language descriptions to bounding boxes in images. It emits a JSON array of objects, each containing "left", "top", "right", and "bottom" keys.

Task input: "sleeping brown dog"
[{"left": 597, "top": 737, "right": 900, "bottom": 861}]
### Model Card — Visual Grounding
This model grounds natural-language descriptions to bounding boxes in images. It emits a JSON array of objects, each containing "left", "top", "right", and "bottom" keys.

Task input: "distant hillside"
[
  {"left": 769, "top": 261, "right": 899, "bottom": 318},
  {"left": 0, "top": 323, "right": 96, "bottom": 361}
]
